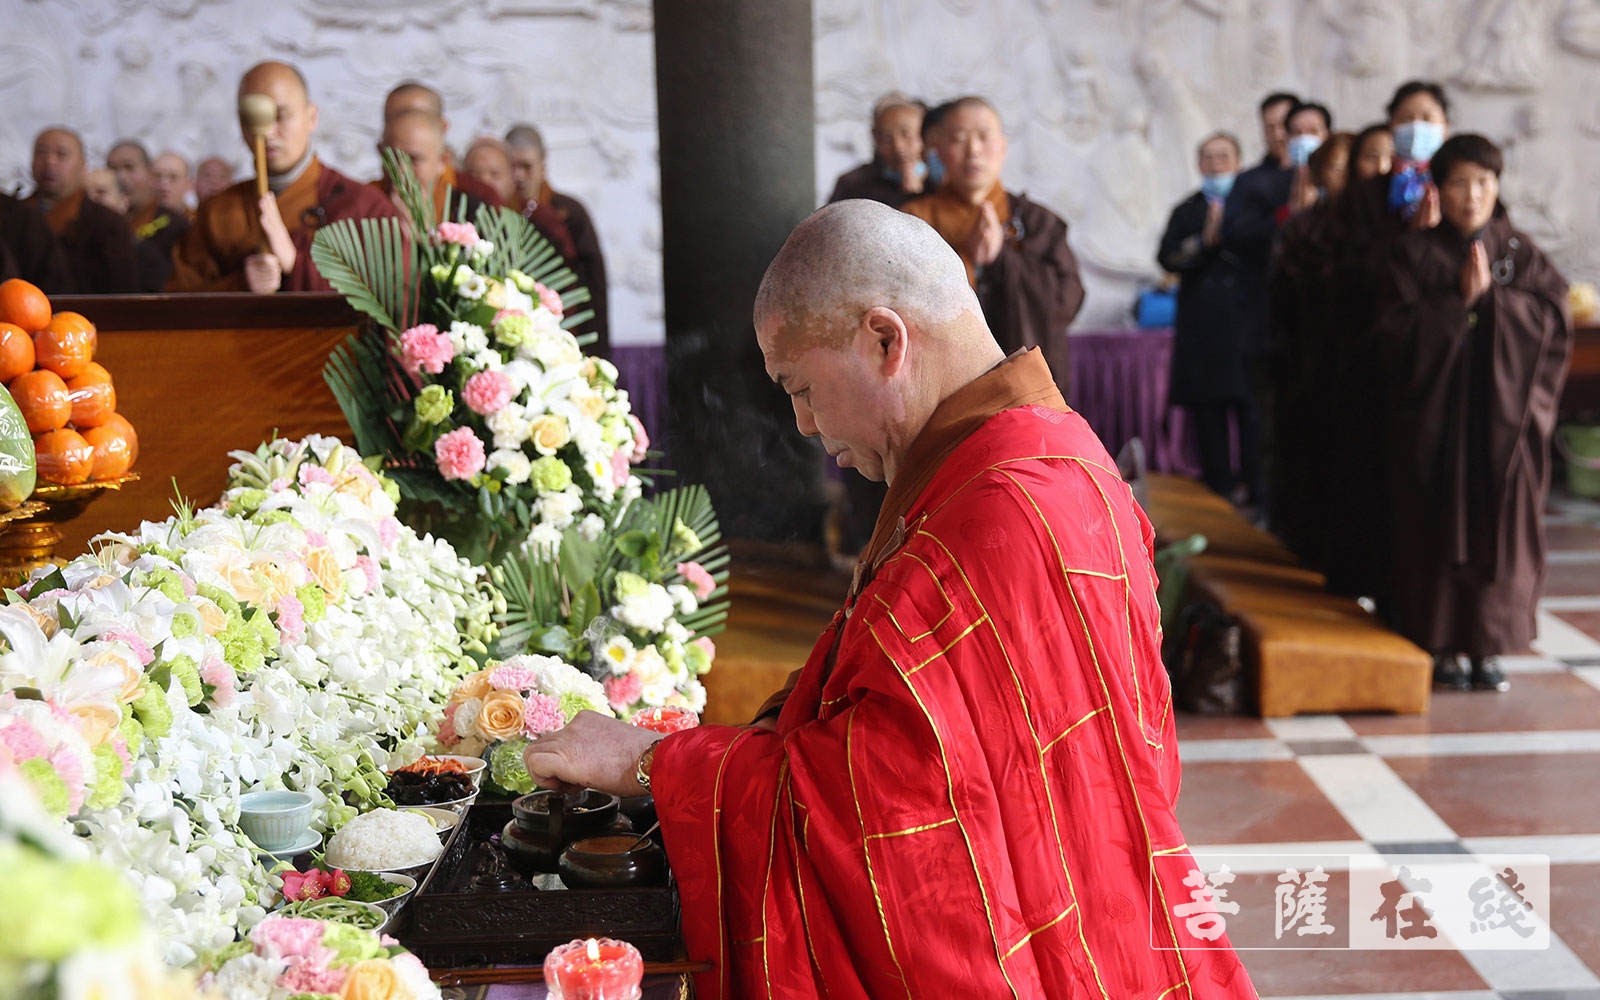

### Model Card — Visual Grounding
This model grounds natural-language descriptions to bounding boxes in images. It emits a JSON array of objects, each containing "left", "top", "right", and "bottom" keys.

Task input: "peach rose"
[
  {"left": 250, "top": 558, "right": 296, "bottom": 606},
  {"left": 529, "top": 414, "right": 571, "bottom": 456},
  {"left": 476, "top": 689, "right": 526, "bottom": 741},
  {"left": 192, "top": 597, "right": 228, "bottom": 636},
  {"left": 70, "top": 703, "right": 121, "bottom": 747},
  {"left": 85, "top": 648, "right": 144, "bottom": 704},
  {"left": 453, "top": 670, "right": 493, "bottom": 702},
  {"left": 305, "top": 547, "right": 345, "bottom": 597},
  {"left": 339, "top": 959, "right": 403, "bottom": 1000},
  {"left": 18, "top": 603, "right": 59, "bottom": 638},
  {"left": 220, "top": 564, "right": 265, "bottom": 607},
  {"left": 572, "top": 390, "right": 607, "bottom": 422}
]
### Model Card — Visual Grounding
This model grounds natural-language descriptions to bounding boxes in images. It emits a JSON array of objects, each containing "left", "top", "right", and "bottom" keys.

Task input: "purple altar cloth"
[
  {"left": 611, "top": 345, "right": 671, "bottom": 467},
  {"left": 1067, "top": 327, "right": 1199, "bottom": 477},
  {"left": 480, "top": 973, "right": 689, "bottom": 999}
]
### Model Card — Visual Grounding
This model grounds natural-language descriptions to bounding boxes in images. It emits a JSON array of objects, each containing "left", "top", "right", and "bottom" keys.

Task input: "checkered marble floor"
[{"left": 1174, "top": 495, "right": 1600, "bottom": 999}]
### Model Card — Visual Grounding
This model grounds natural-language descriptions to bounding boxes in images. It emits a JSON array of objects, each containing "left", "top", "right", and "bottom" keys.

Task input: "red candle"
[
  {"left": 629, "top": 706, "right": 699, "bottom": 735},
  {"left": 544, "top": 937, "right": 644, "bottom": 1000}
]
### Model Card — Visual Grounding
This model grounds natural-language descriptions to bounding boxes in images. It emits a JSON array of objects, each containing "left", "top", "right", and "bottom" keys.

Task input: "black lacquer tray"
[{"left": 395, "top": 800, "right": 683, "bottom": 965}]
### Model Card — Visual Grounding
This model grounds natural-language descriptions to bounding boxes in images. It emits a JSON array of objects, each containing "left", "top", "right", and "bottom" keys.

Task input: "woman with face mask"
[
  {"left": 1386, "top": 80, "right": 1451, "bottom": 225},
  {"left": 1375, "top": 135, "right": 1571, "bottom": 694}
]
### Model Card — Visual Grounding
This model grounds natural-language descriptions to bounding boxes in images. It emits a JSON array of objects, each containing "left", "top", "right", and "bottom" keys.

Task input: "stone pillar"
[{"left": 654, "top": 0, "right": 822, "bottom": 542}]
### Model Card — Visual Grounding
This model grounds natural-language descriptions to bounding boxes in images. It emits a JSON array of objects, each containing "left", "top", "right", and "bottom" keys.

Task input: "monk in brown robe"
[
  {"left": 168, "top": 61, "right": 400, "bottom": 293},
  {"left": 108, "top": 141, "right": 190, "bottom": 292},
  {"left": 0, "top": 194, "right": 73, "bottom": 293},
  {"left": 1376, "top": 135, "right": 1571, "bottom": 694},
  {"left": 25, "top": 128, "right": 139, "bottom": 294},
  {"left": 373, "top": 110, "right": 489, "bottom": 225},
  {"left": 194, "top": 157, "right": 235, "bottom": 205},
  {"left": 379, "top": 83, "right": 502, "bottom": 210},
  {"left": 508, "top": 124, "right": 608, "bottom": 354},
  {"left": 151, "top": 152, "right": 194, "bottom": 218},
  {"left": 462, "top": 138, "right": 520, "bottom": 211},
  {"left": 902, "top": 97, "right": 1084, "bottom": 390},
  {"left": 827, "top": 93, "right": 927, "bottom": 207}
]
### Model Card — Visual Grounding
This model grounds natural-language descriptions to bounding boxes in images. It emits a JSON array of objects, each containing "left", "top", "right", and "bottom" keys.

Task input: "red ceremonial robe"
[{"left": 654, "top": 350, "right": 1255, "bottom": 999}]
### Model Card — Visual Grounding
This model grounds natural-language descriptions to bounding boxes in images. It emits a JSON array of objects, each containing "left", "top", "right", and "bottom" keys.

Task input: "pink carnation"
[
  {"left": 676, "top": 561, "right": 716, "bottom": 601},
  {"left": 355, "top": 556, "right": 380, "bottom": 595},
  {"left": 268, "top": 477, "right": 292, "bottom": 493},
  {"left": 487, "top": 664, "right": 538, "bottom": 691},
  {"left": 252, "top": 916, "right": 332, "bottom": 960},
  {"left": 275, "top": 595, "right": 305, "bottom": 646},
  {"left": 611, "top": 447, "right": 631, "bottom": 488},
  {"left": 104, "top": 631, "right": 154, "bottom": 667},
  {"left": 400, "top": 324, "right": 455, "bottom": 376},
  {"left": 493, "top": 308, "right": 527, "bottom": 326},
  {"left": 201, "top": 656, "right": 236, "bottom": 709},
  {"left": 303, "top": 530, "right": 328, "bottom": 548},
  {"left": 435, "top": 427, "right": 487, "bottom": 481},
  {"left": 522, "top": 692, "right": 565, "bottom": 735},
  {"left": 627, "top": 414, "right": 650, "bottom": 464},
  {"left": 462, "top": 369, "right": 514, "bottom": 416},
  {"left": 0, "top": 719, "right": 45, "bottom": 761},
  {"left": 378, "top": 517, "right": 402, "bottom": 550},
  {"left": 276, "top": 963, "right": 347, "bottom": 995},
  {"left": 435, "top": 221, "right": 479, "bottom": 247},
  {"left": 437, "top": 711, "right": 459, "bottom": 746},
  {"left": 297, "top": 465, "right": 334, "bottom": 488},
  {"left": 604, "top": 674, "right": 643, "bottom": 714},
  {"left": 533, "top": 282, "right": 564, "bottom": 319},
  {"left": 49, "top": 744, "right": 85, "bottom": 814}
]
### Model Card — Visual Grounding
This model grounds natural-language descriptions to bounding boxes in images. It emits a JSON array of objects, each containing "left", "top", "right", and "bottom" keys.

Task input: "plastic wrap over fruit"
[{"left": 0, "top": 382, "right": 37, "bottom": 507}]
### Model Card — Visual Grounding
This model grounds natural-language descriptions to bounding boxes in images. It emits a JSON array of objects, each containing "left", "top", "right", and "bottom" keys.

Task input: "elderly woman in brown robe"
[{"left": 1376, "top": 134, "right": 1572, "bottom": 693}]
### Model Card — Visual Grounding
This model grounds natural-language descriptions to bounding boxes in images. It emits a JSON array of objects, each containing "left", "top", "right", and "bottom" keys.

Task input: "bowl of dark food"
[
  {"left": 385, "top": 755, "right": 484, "bottom": 816},
  {"left": 501, "top": 789, "right": 623, "bottom": 874},
  {"left": 558, "top": 833, "right": 668, "bottom": 889}
]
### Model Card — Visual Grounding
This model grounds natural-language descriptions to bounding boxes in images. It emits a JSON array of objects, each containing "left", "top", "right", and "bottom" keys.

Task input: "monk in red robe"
[
  {"left": 371, "top": 109, "right": 489, "bottom": 225},
  {"left": 167, "top": 61, "right": 400, "bottom": 293},
  {"left": 902, "top": 97, "right": 1084, "bottom": 390},
  {"left": 378, "top": 82, "right": 503, "bottom": 213},
  {"left": 524, "top": 200, "right": 1256, "bottom": 999}
]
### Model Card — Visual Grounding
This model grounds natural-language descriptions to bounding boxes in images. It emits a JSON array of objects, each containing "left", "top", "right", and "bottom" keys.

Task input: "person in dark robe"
[
  {"left": 25, "top": 128, "right": 139, "bottom": 294},
  {"left": 108, "top": 140, "right": 190, "bottom": 292},
  {"left": 1376, "top": 134, "right": 1570, "bottom": 693},
  {"left": 1350, "top": 124, "right": 1395, "bottom": 185},
  {"left": 507, "top": 124, "right": 609, "bottom": 356},
  {"left": 827, "top": 93, "right": 927, "bottom": 207},
  {"left": 194, "top": 157, "right": 235, "bottom": 206},
  {"left": 168, "top": 61, "right": 401, "bottom": 293},
  {"left": 0, "top": 194, "right": 73, "bottom": 293},
  {"left": 902, "top": 97, "right": 1084, "bottom": 390},
  {"left": 462, "top": 138, "right": 521, "bottom": 210},
  {"left": 1160, "top": 131, "right": 1257, "bottom": 504},
  {"left": 371, "top": 109, "right": 490, "bottom": 226},
  {"left": 151, "top": 152, "right": 194, "bottom": 218},
  {"left": 378, "top": 82, "right": 503, "bottom": 210}
]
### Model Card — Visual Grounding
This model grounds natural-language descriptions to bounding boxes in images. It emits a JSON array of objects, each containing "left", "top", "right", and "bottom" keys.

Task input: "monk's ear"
[
  {"left": 859, "top": 306, "right": 908, "bottom": 377},
  {"left": 306, "top": 102, "right": 320, "bottom": 133}
]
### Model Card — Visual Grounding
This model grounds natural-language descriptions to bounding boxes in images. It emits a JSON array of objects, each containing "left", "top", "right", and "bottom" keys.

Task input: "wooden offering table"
[{"left": 46, "top": 293, "right": 358, "bottom": 557}]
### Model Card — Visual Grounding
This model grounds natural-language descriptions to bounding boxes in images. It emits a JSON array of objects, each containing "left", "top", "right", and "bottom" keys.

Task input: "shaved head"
[
  {"left": 506, "top": 124, "right": 548, "bottom": 204},
  {"left": 32, "top": 128, "right": 86, "bottom": 202},
  {"left": 755, "top": 200, "right": 1002, "bottom": 484},
  {"left": 152, "top": 152, "right": 191, "bottom": 212},
  {"left": 382, "top": 108, "right": 447, "bottom": 191},
  {"left": 754, "top": 199, "right": 981, "bottom": 353},
  {"left": 240, "top": 61, "right": 309, "bottom": 103},
  {"left": 386, "top": 81, "right": 444, "bottom": 123},
  {"left": 464, "top": 136, "right": 517, "bottom": 205},
  {"left": 238, "top": 61, "right": 318, "bottom": 173}
]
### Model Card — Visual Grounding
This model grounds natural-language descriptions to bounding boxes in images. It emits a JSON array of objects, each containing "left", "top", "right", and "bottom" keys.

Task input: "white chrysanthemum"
[
  {"left": 449, "top": 320, "right": 489, "bottom": 355},
  {"left": 537, "top": 489, "right": 585, "bottom": 529},
  {"left": 471, "top": 349, "right": 503, "bottom": 371},
  {"left": 458, "top": 272, "right": 487, "bottom": 299},
  {"left": 487, "top": 404, "right": 532, "bottom": 450},
  {"left": 667, "top": 584, "right": 698, "bottom": 616},
  {"left": 488, "top": 449, "right": 533, "bottom": 486},
  {"left": 577, "top": 514, "right": 605, "bottom": 543},
  {"left": 598, "top": 635, "right": 636, "bottom": 676},
  {"left": 526, "top": 523, "right": 563, "bottom": 558},
  {"left": 615, "top": 584, "right": 676, "bottom": 634},
  {"left": 631, "top": 646, "right": 676, "bottom": 705}
]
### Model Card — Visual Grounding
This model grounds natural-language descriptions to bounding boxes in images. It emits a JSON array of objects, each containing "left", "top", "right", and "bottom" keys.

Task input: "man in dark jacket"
[
  {"left": 25, "top": 128, "right": 139, "bottom": 294},
  {"left": 1159, "top": 132, "right": 1255, "bottom": 503},
  {"left": 827, "top": 93, "right": 927, "bottom": 208}
]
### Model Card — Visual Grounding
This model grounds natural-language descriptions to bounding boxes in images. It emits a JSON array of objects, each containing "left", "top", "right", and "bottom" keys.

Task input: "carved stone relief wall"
[
  {"left": 815, "top": 0, "right": 1598, "bottom": 329},
  {"left": 1, "top": 0, "right": 664, "bottom": 346}
]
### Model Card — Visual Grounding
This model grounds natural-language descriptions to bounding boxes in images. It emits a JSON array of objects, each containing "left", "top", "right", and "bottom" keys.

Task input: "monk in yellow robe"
[{"left": 167, "top": 61, "right": 399, "bottom": 293}]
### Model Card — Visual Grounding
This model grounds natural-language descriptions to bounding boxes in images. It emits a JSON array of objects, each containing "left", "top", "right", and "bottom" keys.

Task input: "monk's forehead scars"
[{"left": 760, "top": 303, "right": 848, "bottom": 363}]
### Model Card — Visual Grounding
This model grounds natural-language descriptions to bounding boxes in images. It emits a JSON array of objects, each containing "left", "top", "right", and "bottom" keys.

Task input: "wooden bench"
[{"left": 1144, "top": 473, "right": 1430, "bottom": 717}]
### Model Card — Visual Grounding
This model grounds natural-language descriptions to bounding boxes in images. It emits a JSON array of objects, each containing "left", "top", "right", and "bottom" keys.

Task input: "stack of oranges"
[{"left": 0, "top": 279, "right": 137, "bottom": 485}]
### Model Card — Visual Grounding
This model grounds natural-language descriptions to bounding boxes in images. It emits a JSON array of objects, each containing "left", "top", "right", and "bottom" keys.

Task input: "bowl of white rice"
[{"left": 324, "top": 808, "right": 444, "bottom": 882}]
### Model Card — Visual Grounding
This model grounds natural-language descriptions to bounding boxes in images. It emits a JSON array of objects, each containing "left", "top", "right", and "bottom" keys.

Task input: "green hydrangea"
[
  {"left": 18, "top": 758, "right": 70, "bottom": 817},
  {"left": 218, "top": 612, "right": 273, "bottom": 674},
  {"left": 198, "top": 583, "right": 241, "bottom": 616},
  {"left": 297, "top": 583, "right": 328, "bottom": 624},
  {"left": 143, "top": 568, "right": 187, "bottom": 603},
  {"left": 494, "top": 312, "right": 533, "bottom": 347},
  {"left": 87, "top": 743, "right": 126, "bottom": 810},
  {"left": 169, "top": 610, "right": 200, "bottom": 640},
  {"left": 118, "top": 711, "right": 144, "bottom": 756},
  {"left": 489, "top": 738, "right": 535, "bottom": 795},
  {"left": 231, "top": 488, "right": 270, "bottom": 515},
  {"left": 131, "top": 682, "right": 172, "bottom": 738},
  {"left": 558, "top": 692, "right": 605, "bottom": 722},
  {"left": 166, "top": 654, "right": 203, "bottom": 706},
  {"left": 529, "top": 456, "right": 573, "bottom": 493},
  {"left": 614, "top": 571, "right": 648, "bottom": 601},
  {"left": 320, "top": 921, "right": 385, "bottom": 964},
  {"left": 507, "top": 268, "right": 537, "bottom": 294},
  {"left": 256, "top": 510, "right": 296, "bottom": 527},
  {"left": 414, "top": 385, "right": 454, "bottom": 425},
  {"left": 207, "top": 939, "right": 253, "bottom": 968},
  {"left": 659, "top": 640, "right": 685, "bottom": 673}
]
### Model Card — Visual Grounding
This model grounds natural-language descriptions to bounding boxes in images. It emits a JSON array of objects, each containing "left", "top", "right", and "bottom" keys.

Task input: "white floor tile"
[
  {"left": 1539, "top": 594, "right": 1600, "bottom": 612},
  {"left": 1183, "top": 840, "right": 1379, "bottom": 873},
  {"left": 1462, "top": 833, "right": 1600, "bottom": 863},
  {"left": 1531, "top": 609, "right": 1600, "bottom": 658},
  {"left": 1176, "top": 738, "right": 1295, "bottom": 763},
  {"left": 1544, "top": 549, "right": 1600, "bottom": 564},
  {"left": 1264, "top": 715, "right": 1358, "bottom": 741},
  {"left": 1576, "top": 665, "right": 1600, "bottom": 694},
  {"left": 1460, "top": 934, "right": 1600, "bottom": 991},
  {"left": 1494, "top": 654, "right": 1570, "bottom": 674},
  {"left": 1361, "top": 730, "right": 1600, "bottom": 758},
  {"left": 1295, "top": 755, "right": 1459, "bottom": 843},
  {"left": 1259, "top": 992, "right": 1499, "bottom": 1000}
]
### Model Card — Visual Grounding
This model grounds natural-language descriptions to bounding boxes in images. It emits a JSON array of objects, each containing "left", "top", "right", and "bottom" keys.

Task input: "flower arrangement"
[
  {"left": 0, "top": 762, "right": 200, "bottom": 1000},
  {"left": 435, "top": 653, "right": 612, "bottom": 795},
  {"left": 200, "top": 915, "right": 440, "bottom": 1000},
  {"left": 316, "top": 151, "right": 644, "bottom": 564},
  {"left": 0, "top": 434, "right": 499, "bottom": 965}
]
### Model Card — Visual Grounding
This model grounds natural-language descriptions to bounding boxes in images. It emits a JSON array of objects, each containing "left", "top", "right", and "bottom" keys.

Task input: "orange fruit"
[
  {"left": 0, "top": 279, "right": 51, "bottom": 333},
  {"left": 101, "top": 412, "right": 138, "bottom": 466},
  {"left": 10, "top": 370, "right": 71, "bottom": 434},
  {"left": 34, "top": 427, "right": 93, "bottom": 485},
  {"left": 0, "top": 323, "right": 35, "bottom": 383},
  {"left": 81, "top": 424, "right": 133, "bottom": 480},
  {"left": 65, "top": 362, "right": 116, "bottom": 428},
  {"left": 34, "top": 313, "right": 96, "bottom": 379}
]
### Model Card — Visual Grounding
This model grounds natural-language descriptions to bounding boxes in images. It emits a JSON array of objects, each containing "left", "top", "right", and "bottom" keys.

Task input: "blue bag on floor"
[{"left": 1136, "top": 288, "right": 1176, "bottom": 328}]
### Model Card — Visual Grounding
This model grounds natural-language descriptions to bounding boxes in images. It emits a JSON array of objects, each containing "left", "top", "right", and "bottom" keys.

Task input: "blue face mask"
[
  {"left": 923, "top": 151, "right": 945, "bottom": 188},
  {"left": 1200, "top": 172, "right": 1236, "bottom": 202},
  {"left": 881, "top": 159, "right": 929, "bottom": 185},
  {"left": 1392, "top": 121, "right": 1445, "bottom": 163},
  {"left": 1287, "top": 134, "right": 1323, "bottom": 168}
]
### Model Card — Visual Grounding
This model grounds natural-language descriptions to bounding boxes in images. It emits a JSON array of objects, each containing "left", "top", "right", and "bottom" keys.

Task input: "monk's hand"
[
  {"left": 1202, "top": 198, "right": 1224, "bottom": 247},
  {"left": 970, "top": 202, "right": 1004, "bottom": 268},
  {"left": 258, "top": 193, "right": 297, "bottom": 273},
  {"left": 522, "top": 710, "right": 662, "bottom": 797},
  {"left": 243, "top": 253, "right": 283, "bottom": 294},
  {"left": 896, "top": 153, "right": 925, "bottom": 195},
  {"left": 1462, "top": 240, "right": 1492, "bottom": 305}
]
